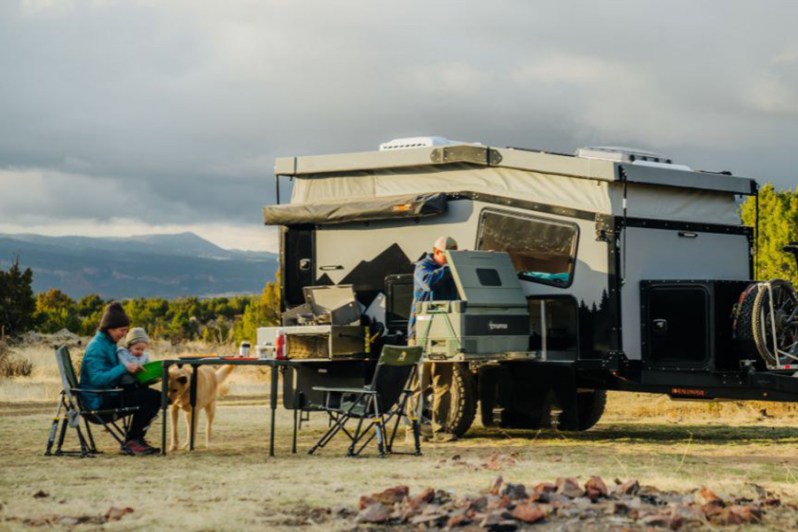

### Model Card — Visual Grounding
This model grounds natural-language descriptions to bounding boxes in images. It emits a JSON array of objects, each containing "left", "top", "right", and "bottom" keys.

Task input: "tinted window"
[
  {"left": 476, "top": 268, "right": 501, "bottom": 286},
  {"left": 477, "top": 210, "right": 578, "bottom": 287}
]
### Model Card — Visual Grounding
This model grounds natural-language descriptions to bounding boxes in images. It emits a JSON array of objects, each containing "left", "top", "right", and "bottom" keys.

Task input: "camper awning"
[{"left": 263, "top": 192, "right": 447, "bottom": 226}]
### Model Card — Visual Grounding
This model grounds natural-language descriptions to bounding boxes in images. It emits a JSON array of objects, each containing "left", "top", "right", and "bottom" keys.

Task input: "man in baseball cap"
[{"left": 407, "top": 236, "right": 459, "bottom": 443}]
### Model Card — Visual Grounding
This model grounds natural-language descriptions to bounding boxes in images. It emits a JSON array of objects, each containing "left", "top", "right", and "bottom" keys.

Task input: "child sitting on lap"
[{"left": 118, "top": 327, "right": 151, "bottom": 388}]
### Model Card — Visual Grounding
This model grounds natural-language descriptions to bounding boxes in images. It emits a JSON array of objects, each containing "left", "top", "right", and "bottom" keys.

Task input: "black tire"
[
  {"left": 733, "top": 282, "right": 759, "bottom": 342},
  {"left": 575, "top": 389, "right": 606, "bottom": 431},
  {"left": 422, "top": 363, "right": 477, "bottom": 437}
]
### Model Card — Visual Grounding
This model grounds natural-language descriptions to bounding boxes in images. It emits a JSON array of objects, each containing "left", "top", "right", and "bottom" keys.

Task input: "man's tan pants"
[{"left": 409, "top": 362, "right": 454, "bottom": 435}]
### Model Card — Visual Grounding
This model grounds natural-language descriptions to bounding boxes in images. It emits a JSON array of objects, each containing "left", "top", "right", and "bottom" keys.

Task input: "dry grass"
[{"left": 3, "top": 347, "right": 798, "bottom": 529}]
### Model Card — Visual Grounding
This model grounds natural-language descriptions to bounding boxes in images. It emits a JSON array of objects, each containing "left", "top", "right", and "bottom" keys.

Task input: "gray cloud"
[{"left": 1, "top": 0, "right": 797, "bottom": 248}]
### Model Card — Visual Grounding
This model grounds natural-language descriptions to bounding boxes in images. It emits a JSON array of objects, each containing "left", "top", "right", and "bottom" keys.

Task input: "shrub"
[{"left": 0, "top": 341, "right": 33, "bottom": 378}]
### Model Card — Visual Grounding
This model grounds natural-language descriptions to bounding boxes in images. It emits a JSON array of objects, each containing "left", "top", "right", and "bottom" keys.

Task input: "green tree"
[
  {"left": 0, "top": 257, "right": 36, "bottom": 337},
  {"left": 233, "top": 275, "right": 281, "bottom": 345},
  {"left": 34, "top": 289, "right": 81, "bottom": 333},
  {"left": 741, "top": 183, "right": 798, "bottom": 285},
  {"left": 76, "top": 294, "right": 105, "bottom": 335}
]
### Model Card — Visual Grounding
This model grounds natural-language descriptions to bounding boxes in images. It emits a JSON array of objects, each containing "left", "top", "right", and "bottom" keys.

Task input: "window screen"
[{"left": 477, "top": 210, "right": 578, "bottom": 287}]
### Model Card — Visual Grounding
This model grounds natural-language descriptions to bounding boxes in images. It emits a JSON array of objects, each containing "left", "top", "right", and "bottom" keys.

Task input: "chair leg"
[
  {"left": 45, "top": 397, "right": 65, "bottom": 456},
  {"left": 348, "top": 416, "right": 366, "bottom": 456},
  {"left": 54, "top": 413, "right": 70, "bottom": 456},
  {"left": 375, "top": 418, "right": 387, "bottom": 458},
  {"left": 75, "top": 425, "right": 92, "bottom": 458},
  {"left": 84, "top": 418, "right": 99, "bottom": 454},
  {"left": 309, "top": 413, "right": 351, "bottom": 455}
]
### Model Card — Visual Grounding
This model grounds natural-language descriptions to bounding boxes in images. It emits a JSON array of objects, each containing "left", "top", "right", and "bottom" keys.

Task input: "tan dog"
[{"left": 167, "top": 365, "right": 234, "bottom": 451}]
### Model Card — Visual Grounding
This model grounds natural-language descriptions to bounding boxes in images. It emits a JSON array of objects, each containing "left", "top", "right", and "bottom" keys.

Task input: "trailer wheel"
[
  {"left": 422, "top": 363, "right": 477, "bottom": 437},
  {"left": 575, "top": 390, "right": 606, "bottom": 431}
]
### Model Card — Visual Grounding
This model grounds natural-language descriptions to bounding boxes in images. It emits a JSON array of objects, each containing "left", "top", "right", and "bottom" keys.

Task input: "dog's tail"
[{"left": 215, "top": 364, "right": 235, "bottom": 384}]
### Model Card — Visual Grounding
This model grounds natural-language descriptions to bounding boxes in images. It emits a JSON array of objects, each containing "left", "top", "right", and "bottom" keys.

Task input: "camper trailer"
[{"left": 259, "top": 138, "right": 798, "bottom": 436}]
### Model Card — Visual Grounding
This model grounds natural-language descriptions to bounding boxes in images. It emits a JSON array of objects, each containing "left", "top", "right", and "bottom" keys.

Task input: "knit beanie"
[
  {"left": 124, "top": 327, "right": 150, "bottom": 348},
  {"left": 99, "top": 302, "right": 130, "bottom": 332}
]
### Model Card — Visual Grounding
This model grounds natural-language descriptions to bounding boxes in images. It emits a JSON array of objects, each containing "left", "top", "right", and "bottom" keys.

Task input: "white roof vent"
[
  {"left": 576, "top": 146, "right": 692, "bottom": 171},
  {"left": 379, "top": 136, "right": 474, "bottom": 151}
]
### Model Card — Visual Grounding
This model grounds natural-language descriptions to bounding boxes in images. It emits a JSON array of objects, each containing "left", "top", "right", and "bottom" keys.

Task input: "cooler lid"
[{"left": 445, "top": 251, "right": 527, "bottom": 308}]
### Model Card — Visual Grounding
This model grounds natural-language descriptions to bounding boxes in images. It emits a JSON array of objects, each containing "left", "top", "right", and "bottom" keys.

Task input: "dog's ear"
[{"left": 176, "top": 375, "right": 188, "bottom": 385}]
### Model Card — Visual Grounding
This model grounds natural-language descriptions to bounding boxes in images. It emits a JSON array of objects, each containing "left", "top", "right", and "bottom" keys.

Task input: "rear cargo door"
[{"left": 622, "top": 226, "right": 750, "bottom": 360}]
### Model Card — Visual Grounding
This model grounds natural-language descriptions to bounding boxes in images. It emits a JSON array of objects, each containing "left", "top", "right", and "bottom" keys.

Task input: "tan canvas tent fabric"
[{"left": 284, "top": 165, "right": 742, "bottom": 225}]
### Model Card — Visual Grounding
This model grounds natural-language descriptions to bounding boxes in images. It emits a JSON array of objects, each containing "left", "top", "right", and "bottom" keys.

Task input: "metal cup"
[{"left": 239, "top": 341, "right": 251, "bottom": 357}]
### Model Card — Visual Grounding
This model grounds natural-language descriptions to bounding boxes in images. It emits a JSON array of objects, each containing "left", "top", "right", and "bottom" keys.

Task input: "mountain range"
[{"left": 0, "top": 232, "right": 278, "bottom": 299}]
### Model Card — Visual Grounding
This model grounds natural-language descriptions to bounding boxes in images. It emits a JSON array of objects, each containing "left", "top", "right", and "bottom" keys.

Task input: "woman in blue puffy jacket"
[{"left": 79, "top": 302, "right": 161, "bottom": 455}]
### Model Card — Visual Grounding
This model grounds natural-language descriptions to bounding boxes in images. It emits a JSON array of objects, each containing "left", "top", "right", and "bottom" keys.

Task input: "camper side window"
[{"left": 476, "top": 210, "right": 578, "bottom": 287}]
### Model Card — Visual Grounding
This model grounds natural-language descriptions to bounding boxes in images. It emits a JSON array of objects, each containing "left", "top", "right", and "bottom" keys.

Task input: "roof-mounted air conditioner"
[{"left": 379, "top": 136, "right": 478, "bottom": 151}]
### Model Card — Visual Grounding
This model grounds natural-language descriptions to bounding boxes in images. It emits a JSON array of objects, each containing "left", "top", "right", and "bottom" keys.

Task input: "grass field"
[{"left": 2, "top": 343, "right": 798, "bottom": 530}]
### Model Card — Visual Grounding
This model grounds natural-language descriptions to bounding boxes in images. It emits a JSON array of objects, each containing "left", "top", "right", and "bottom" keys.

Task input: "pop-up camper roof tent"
[{"left": 265, "top": 143, "right": 756, "bottom": 227}]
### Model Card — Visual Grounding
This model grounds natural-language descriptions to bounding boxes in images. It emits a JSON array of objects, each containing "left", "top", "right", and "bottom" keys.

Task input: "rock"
[
  {"left": 695, "top": 486, "right": 723, "bottom": 506},
  {"left": 701, "top": 501, "right": 725, "bottom": 520},
  {"left": 59, "top": 517, "right": 79, "bottom": 526},
  {"left": 500, "top": 483, "right": 528, "bottom": 500},
  {"left": 511, "top": 503, "right": 545, "bottom": 524},
  {"left": 105, "top": 507, "right": 134, "bottom": 521},
  {"left": 467, "top": 495, "right": 488, "bottom": 513},
  {"left": 763, "top": 497, "right": 781, "bottom": 507},
  {"left": 555, "top": 477, "right": 584, "bottom": 499},
  {"left": 618, "top": 479, "right": 640, "bottom": 496},
  {"left": 640, "top": 512, "right": 671, "bottom": 528},
  {"left": 447, "top": 513, "right": 470, "bottom": 527},
  {"left": 356, "top": 503, "right": 390, "bottom": 523},
  {"left": 32, "top": 490, "right": 49, "bottom": 498},
  {"left": 670, "top": 503, "right": 705, "bottom": 524},
  {"left": 529, "top": 482, "right": 557, "bottom": 502},
  {"left": 410, "top": 513, "right": 446, "bottom": 525},
  {"left": 370, "top": 485, "right": 409, "bottom": 506},
  {"left": 584, "top": 476, "right": 608, "bottom": 502},
  {"left": 358, "top": 495, "right": 376, "bottom": 510},
  {"left": 490, "top": 476, "right": 503, "bottom": 495},
  {"left": 480, "top": 510, "right": 516, "bottom": 530},
  {"left": 411, "top": 487, "right": 435, "bottom": 506},
  {"left": 725, "top": 505, "right": 762, "bottom": 525},
  {"left": 612, "top": 502, "right": 632, "bottom": 516}
]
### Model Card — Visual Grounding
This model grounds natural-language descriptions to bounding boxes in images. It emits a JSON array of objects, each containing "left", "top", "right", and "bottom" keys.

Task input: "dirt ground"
[{"left": 2, "top": 344, "right": 798, "bottom": 530}]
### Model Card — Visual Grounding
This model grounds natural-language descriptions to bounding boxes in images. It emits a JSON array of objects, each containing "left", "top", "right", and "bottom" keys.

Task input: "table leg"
[
  {"left": 161, "top": 362, "right": 170, "bottom": 456},
  {"left": 269, "top": 365, "right": 277, "bottom": 457},
  {"left": 292, "top": 368, "right": 300, "bottom": 454},
  {"left": 189, "top": 365, "right": 198, "bottom": 451}
]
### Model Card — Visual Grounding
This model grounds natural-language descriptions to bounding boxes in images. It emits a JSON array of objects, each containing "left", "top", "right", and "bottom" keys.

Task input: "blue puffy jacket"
[
  {"left": 407, "top": 253, "right": 458, "bottom": 338},
  {"left": 79, "top": 331, "right": 127, "bottom": 410}
]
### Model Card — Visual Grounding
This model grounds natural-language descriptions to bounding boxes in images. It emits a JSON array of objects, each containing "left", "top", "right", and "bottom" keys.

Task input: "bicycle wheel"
[{"left": 751, "top": 279, "right": 798, "bottom": 367}]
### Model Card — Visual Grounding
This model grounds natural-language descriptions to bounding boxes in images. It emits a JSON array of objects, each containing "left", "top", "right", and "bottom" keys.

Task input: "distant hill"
[{"left": 0, "top": 232, "right": 278, "bottom": 299}]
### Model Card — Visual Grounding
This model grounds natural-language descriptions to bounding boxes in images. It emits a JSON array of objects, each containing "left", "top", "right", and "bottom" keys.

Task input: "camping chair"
[
  {"left": 308, "top": 345, "right": 423, "bottom": 457},
  {"left": 45, "top": 346, "right": 139, "bottom": 457}
]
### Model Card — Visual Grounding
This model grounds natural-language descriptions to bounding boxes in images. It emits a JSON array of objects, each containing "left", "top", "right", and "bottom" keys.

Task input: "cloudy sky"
[{"left": 1, "top": 0, "right": 796, "bottom": 252}]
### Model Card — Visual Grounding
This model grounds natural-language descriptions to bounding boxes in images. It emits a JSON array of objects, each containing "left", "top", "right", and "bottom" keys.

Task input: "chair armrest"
[
  {"left": 69, "top": 387, "right": 125, "bottom": 394},
  {"left": 312, "top": 386, "right": 375, "bottom": 394}
]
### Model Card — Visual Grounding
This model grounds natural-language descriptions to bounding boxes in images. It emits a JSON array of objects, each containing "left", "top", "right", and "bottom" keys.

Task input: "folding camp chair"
[
  {"left": 308, "top": 345, "right": 423, "bottom": 457},
  {"left": 45, "top": 346, "right": 139, "bottom": 457}
]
